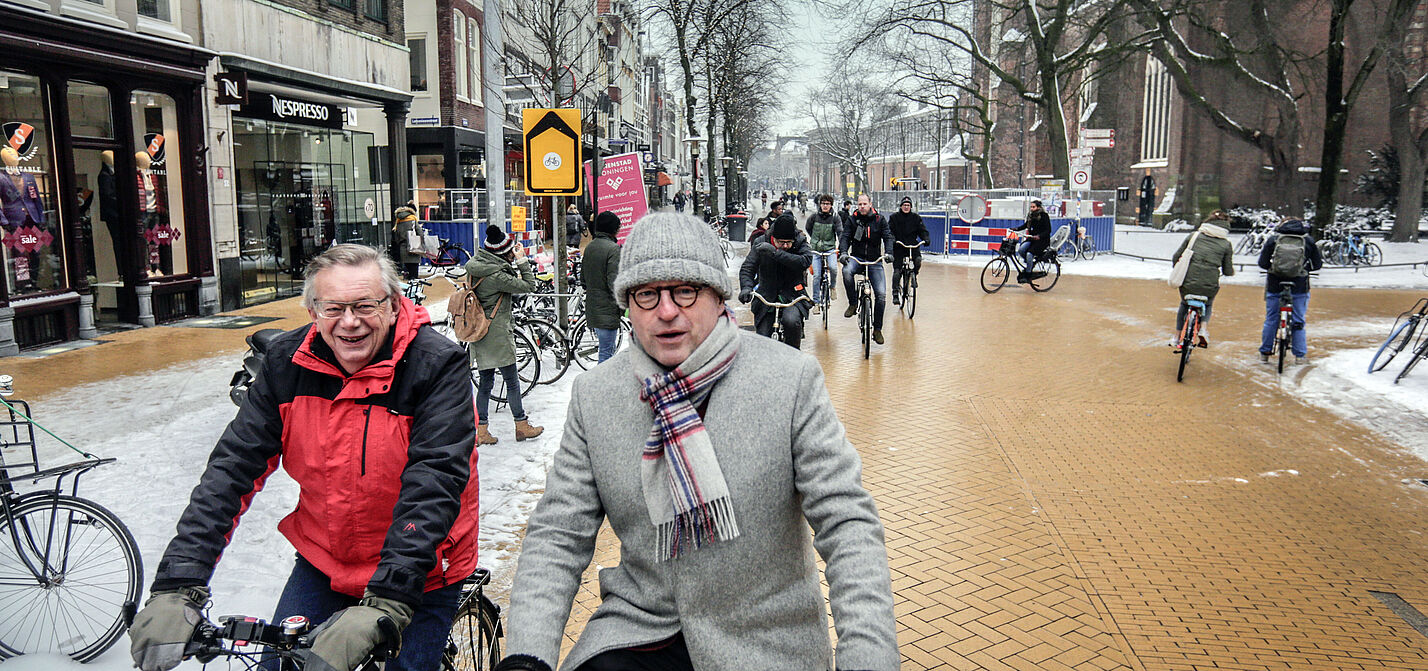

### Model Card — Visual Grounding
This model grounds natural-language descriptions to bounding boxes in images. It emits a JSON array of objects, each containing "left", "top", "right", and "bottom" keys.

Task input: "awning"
[{"left": 657, "top": 172, "right": 673, "bottom": 186}]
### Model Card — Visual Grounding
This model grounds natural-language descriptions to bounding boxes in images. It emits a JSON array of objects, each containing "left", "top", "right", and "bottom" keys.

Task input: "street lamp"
[
  {"left": 684, "top": 137, "right": 704, "bottom": 218},
  {"left": 719, "top": 156, "right": 733, "bottom": 213}
]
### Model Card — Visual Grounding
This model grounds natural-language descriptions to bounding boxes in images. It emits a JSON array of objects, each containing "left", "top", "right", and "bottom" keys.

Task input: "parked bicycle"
[
  {"left": 1174, "top": 295, "right": 1210, "bottom": 382},
  {"left": 1368, "top": 298, "right": 1428, "bottom": 384},
  {"left": 845, "top": 256, "right": 882, "bottom": 359},
  {"left": 1056, "top": 220, "right": 1097, "bottom": 261},
  {"left": 0, "top": 374, "right": 143, "bottom": 662},
  {"left": 1316, "top": 226, "right": 1382, "bottom": 266},
  {"left": 980, "top": 233, "right": 1061, "bottom": 293},
  {"left": 895, "top": 241, "right": 922, "bottom": 319},
  {"left": 443, "top": 567, "right": 503, "bottom": 671},
  {"left": 1235, "top": 219, "right": 1272, "bottom": 255},
  {"left": 427, "top": 238, "right": 474, "bottom": 269},
  {"left": 752, "top": 293, "right": 812, "bottom": 346}
]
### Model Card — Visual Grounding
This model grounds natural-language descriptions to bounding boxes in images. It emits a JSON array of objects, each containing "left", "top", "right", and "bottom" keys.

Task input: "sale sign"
[{"left": 584, "top": 152, "right": 648, "bottom": 244}]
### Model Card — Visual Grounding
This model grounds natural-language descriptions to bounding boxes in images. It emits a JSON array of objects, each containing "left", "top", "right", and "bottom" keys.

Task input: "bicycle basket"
[{"left": 998, "top": 238, "right": 1016, "bottom": 256}]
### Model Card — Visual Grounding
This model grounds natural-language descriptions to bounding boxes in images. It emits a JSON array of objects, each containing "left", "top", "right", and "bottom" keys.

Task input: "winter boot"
[
  {"left": 515, "top": 419, "right": 544, "bottom": 441},
  {"left": 477, "top": 424, "right": 498, "bottom": 445},
  {"left": 844, "top": 304, "right": 857, "bottom": 318}
]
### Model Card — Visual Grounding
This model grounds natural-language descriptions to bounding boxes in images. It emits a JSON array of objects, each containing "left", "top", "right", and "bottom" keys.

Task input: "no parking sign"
[
  {"left": 957, "top": 194, "right": 988, "bottom": 223},
  {"left": 1071, "top": 165, "right": 1093, "bottom": 190}
]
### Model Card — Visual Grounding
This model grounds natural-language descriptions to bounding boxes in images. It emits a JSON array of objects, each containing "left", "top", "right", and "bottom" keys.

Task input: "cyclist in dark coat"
[
  {"left": 1256, "top": 219, "right": 1323, "bottom": 364},
  {"left": 740, "top": 214, "right": 813, "bottom": 349},
  {"left": 1009, "top": 200, "right": 1051, "bottom": 283},
  {"left": 837, "top": 194, "right": 895, "bottom": 344},
  {"left": 886, "top": 196, "right": 931, "bottom": 305}
]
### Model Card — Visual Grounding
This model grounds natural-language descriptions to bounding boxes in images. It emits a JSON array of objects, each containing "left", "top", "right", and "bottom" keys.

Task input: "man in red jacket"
[{"left": 129, "top": 244, "right": 479, "bottom": 671}]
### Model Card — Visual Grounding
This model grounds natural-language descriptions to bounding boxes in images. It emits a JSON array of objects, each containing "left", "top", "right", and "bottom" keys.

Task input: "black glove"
[
  {"left": 757, "top": 241, "right": 774, "bottom": 254},
  {"left": 495, "top": 654, "right": 554, "bottom": 671},
  {"left": 738, "top": 289, "right": 752, "bottom": 304},
  {"left": 129, "top": 585, "right": 210, "bottom": 671},
  {"left": 299, "top": 593, "right": 414, "bottom": 671},
  {"left": 883, "top": 254, "right": 893, "bottom": 263},
  {"left": 921, "top": 239, "right": 930, "bottom": 247}
]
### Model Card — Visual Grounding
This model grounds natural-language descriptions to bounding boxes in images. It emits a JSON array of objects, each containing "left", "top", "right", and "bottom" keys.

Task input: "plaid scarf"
[{"left": 631, "top": 311, "right": 742, "bottom": 560}]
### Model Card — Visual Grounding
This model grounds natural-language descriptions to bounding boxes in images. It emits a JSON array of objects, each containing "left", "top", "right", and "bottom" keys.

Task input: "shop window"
[
  {"left": 454, "top": 10, "right": 468, "bottom": 101},
  {"left": 130, "top": 91, "right": 187, "bottom": 278},
  {"left": 137, "top": 0, "right": 171, "bottom": 22},
  {"left": 0, "top": 71, "right": 62, "bottom": 298},
  {"left": 408, "top": 38, "right": 428, "bottom": 93},
  {"left": 365, "top": 0, "right": 385, "bottom": 21},
  {"left": 67, "top": 82, "right": 112, "bottom": 139}
]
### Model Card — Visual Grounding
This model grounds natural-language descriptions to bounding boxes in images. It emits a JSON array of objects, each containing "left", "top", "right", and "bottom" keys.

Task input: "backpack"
[
  {"left": 1270, "top": 234, "right": 1308, "bottom": 278},
  {"left": 446, "top": 277, "right": 501, "bottom": 343}
]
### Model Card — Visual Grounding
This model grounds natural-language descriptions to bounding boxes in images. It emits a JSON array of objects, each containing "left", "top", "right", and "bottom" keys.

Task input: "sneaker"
[
  {"left": 844, "top": 304, "right": 857, "bottom": 318},
  {"left": 1260, "top": 353, "right": 1271, "bottom": 363},
  {"left": 1169, "top": 339, "right": 1182, "bottom": 353},
  {"left": 810, "top": 304, "right": 821, "bottom": 314},
  {"left": 1295, "top": 355, "right": 1307, "bottom": 365},
  {"left": 872, "top": 330, "right": 884, "bottom": 345},
  {"left": 1197, "top": 335, "right": 1208, "bottom": 349}
]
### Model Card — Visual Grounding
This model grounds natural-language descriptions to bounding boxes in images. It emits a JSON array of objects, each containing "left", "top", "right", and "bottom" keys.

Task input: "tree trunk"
[
  {"left": 1393, "top": 151, "right": 1424, "bottom": 242},
  {"left": 1038, "top": 62, "right": 1071, "bottom": 182},
  {"left": 1387, "top": 35, "right": 1425, "bottom": 242},
  {"left": 1312, "top": 0, "right": 1352, "bottom": 232}
]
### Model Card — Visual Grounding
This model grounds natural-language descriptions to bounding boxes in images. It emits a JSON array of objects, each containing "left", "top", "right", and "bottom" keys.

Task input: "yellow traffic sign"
[
  {"left": 523, "top": 108, "right": 583, "bottom": 195},
  {"left": 511, "top": 206, "right": 527, "bottom": 232}
]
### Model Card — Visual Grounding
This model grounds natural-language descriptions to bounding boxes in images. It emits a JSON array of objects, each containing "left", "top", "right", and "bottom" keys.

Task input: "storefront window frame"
[{"left": 0, "top": 68, "right": 68, "bottom": 301}]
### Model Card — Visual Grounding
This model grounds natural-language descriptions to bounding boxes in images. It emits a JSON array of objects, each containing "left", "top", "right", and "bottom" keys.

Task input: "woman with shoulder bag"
[
  {"left": 1169, "top": 213, "right": 1234, "bottom": 348},
  {"left": 464, "top": 225, "right": 545, "bottom": 444}
]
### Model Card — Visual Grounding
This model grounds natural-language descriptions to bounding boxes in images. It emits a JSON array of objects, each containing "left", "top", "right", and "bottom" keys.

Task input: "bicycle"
[
  {"left": 0, "top": 375, "right": 143, "bottom": 662},
  {"left": 980, "top": 234, "right": 1061, "bottom": 293},
  {"left": 428, "top": 238, "right": 473, "bottom": 268},
  {"left": 813, "top": 250, "right": 838, "bottom": 330},
  {"left": 1271, "top": 281, "right": 1296, "bottom": 374},
  {"left": 443, "top": 567, "right": 503, "bottom": 671},
  {"left": 751, "top": 293, "right": 812, "bottom": 346},
  {"left": 894, "top": 241, "right": 923, "bottom": 319},
  {"left": 844, "top": 256, "right": 882, "bottom": 359},
  {"left": 1056, "top": 220, "right": 1097, "bottom": 261},
  {"left": 1235, "top": 220, "right": 1271, "bottom": 255},
  {"left": 711, "top": 218, "right": 733, "bottom": 266},
  {"left": 179, "top": 607, "right": 389, "bottom": 671},
  {"left": 1173, "top": 295, "right": 1209, "bottom": 383},
  {"left": 1368, "top": 298, "right": 1428, "bottom": 374},
  {"left": 1318, "top": 227, "right": 1382, "bottom": 266}
]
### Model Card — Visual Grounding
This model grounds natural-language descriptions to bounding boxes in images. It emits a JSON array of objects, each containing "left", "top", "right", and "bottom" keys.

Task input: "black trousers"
[
  {"left": 892, "top": 246, "right": 922, "bottom": 296},
  {"left": 754, "top": 304, "right": 805, "bottom": 350},
  {"left": 574, "top": 634, "right": 694, "bottom": 671}
]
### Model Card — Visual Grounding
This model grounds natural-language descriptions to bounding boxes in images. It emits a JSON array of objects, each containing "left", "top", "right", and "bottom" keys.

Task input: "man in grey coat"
[{"left": 495, "top": 212, "right": 898, "bottom": 671}]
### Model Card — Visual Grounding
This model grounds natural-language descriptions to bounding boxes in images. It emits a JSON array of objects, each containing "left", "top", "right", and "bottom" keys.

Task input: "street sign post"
[
  {"left": 1082, "top": 137, "right": 1115, "bottom": 148},
  {"left": 522, "top": 108, "right": 583, "bottom": 195},
  {"left": 1082, "top": 128, "right": 1114, "bottom": 139},
  {"left": 1070, "top": 165, "right": 1093, "bottom": 190},
  {"left": 956, "top": 194, "right": 988, "bottom": 224}
]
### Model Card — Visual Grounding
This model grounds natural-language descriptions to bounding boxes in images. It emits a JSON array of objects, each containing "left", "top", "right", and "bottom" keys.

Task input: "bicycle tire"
[
  {"left": 482, "top": 330, "right": 540, "bottom": 404},
  {"left": 1082, "top": 236, "right": 1096, "bottom": 261},
  {"left": 860, "top": 287, "right": 872, "bottom": 359},
  {"left": 521, "top": 318, "right": 572, "bottom": 385},
  {"left": 1177, "top": 310, "right": 1198, "bottom": 383},
  {"left": 906, "top": 273, "right": 917, "bottom": 319},
  {"left": 1365, "top": 242, "right": 1383, "bottom": 266},
  {"left": 1395, "top": 340, "right": 1428, "bottom": 384},
  {"left": 898, "top": 271, "right": 910, "bottom": 316},
  {"left": 980, "top": 257, "right": 1009, "bottom": 294},
  {"left": 1369, "top": 318, "right": 1419, "bottom": 373},
  {"left": 1029, "top": 258, "right": 1061, "bottom": 292},
  {"left": 0, "top": 494, "right": 143, "bottom": 662},
  {"left": 1277, "top": 328, "right": 1289, "bottom": 375},
  {"left": 443, "top": 592, "right": 503, "bottom": 671}
]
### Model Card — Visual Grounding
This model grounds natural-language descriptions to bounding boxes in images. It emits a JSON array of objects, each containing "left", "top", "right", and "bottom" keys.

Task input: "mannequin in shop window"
[
  {"left": 136, "top": 150, "right": 175, "bottom": 277},
  {"left": 0, "top": 146, "right": 47, "bottom": 291},
  {"left": 98, "top": 150, "right": 125, "bottom": 275}
]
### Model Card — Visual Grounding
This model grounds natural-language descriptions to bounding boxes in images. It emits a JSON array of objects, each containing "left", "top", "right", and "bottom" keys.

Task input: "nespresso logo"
[{"left": 271, "top": 95, "right": 330, "bottom": 121}]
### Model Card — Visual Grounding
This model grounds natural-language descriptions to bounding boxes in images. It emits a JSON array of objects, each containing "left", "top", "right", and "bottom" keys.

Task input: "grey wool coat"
[{"left": 504, "top": 331, "right": 899, "bottom": 671}]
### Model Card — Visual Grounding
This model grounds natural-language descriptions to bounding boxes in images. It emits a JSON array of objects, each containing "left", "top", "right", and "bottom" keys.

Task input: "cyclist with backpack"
[
  {"left": 1257, "top": 219, "right": 1323, "bottom": 365},
  {"left": 465, "top": 225, "right": 545, "bottom": 444}
]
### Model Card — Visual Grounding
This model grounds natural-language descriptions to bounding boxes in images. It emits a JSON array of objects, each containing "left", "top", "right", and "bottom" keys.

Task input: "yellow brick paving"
[{"left": 21, "top": 260, "right": 1428, "bottom": 670}]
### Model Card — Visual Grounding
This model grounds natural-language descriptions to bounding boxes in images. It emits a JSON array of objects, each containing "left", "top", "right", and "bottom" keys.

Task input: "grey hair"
[{"left": 302, "top": 244, "right": 405, "bottom": 309}]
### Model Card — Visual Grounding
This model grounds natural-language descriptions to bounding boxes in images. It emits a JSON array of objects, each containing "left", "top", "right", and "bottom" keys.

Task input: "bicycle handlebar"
[
  {"left": 843, "top": 256, "right": 883, "bottom": 266},
  {"left": 185, "top": 613, "right": 390, "bottom": 669},
  {"left": 752, "top": 294, "right": 813, "bottom": 308},
  {"left": 895, "top": 241, "right": 925, "bottom": 249}
]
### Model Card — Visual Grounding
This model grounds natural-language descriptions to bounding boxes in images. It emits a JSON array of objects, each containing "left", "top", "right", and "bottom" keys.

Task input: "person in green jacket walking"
[
  {"left": 581, "top": 211, "right": 623, "bottom": 362},
  {"left": 804, "top": 194, "right": 841, "bottom": 308},
  {"left": 1170, "top": 215, "right": 1235, "bottom": 349},
  {"left": 465, "top": 225, "right": 544, "bottom": 445}
]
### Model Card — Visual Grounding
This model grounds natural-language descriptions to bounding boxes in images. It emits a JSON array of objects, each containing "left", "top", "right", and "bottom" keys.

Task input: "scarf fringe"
[{"left": 656, "top": 496, "right": 741, "bottom": 561}]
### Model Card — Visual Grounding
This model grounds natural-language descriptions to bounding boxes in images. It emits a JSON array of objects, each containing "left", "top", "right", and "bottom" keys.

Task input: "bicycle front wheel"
[
  {"left": 980, "top": 257, "right": 1010, "bottom": 294},
  {"left": 860, "top": 290, "right": 872, "bottom": 359},
  {"left": 444, "top": 593, "right": 503, "bottom": 671},
  {"left": 0, "top": 494, "right": 143, "bottom": 662},
  {"left": 1277, "top": 328, "right": 1289, "bottom": 375},
  {"left": 521, "top": 318, "right": 572, "bottom": 385},
  {"left": 905, "top": 275, "right": 917, "bottom": 319},
  {"left": 1370, "top": 319, "right": 1419, "bottom": 373},
  {"left": 1364, "top": 243, "right": 1383, "bottom": 266},
  {"left": 1082, "top": 236, "right": 1096, "bottom": 261}
]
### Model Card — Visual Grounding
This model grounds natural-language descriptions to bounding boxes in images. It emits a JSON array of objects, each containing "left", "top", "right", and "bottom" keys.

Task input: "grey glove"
[
  {"left": 129, "top": 585, "right": 209, "bottom": 671},
  {"left": 738, "top": 289, "right": 752, "bottom": 304},
  {"left": 300, "top": 593, "right": 414, "bottom": 671}
]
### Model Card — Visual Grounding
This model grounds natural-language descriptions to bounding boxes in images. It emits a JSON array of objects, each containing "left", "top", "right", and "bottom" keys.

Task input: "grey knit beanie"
[{"left": 613, "top": 212, "right": 734, "bottom": 309}]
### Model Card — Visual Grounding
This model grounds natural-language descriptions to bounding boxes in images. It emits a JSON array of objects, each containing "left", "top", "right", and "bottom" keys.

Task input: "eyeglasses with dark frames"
[
  {"left": 628, "top": 284, "right": 704, "bottom": 310},
  {"left": 314, "top": 295, "right": 391, "bottom": 319}
]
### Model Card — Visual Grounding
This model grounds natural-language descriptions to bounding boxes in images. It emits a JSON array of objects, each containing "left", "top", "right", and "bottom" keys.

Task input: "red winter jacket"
[{"left": 153, "top": 299, "right": 480, "bottom": 604}]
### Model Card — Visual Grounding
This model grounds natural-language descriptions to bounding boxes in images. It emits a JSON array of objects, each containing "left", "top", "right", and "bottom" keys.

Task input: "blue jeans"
[
  {"left": 594, "top": 327, "right": 619, "bottom": 362},
  {"left": 267, "top": 555, "right": 464, "bottom": 671},
  {"left": 1016, "top": 240, "right": 1036, "bottom": 272},
  {"left": 476, "top": 363, "right": 527, "bottom": 423},
  {"left": 1260, "top": 291, "right": 1309, "bottom": 357},
  {"left": 842, "top": 258, "right": 887, "bottom": 330},
  {"left": 810, "top": 252, "right": 830, "bottom": 303}
]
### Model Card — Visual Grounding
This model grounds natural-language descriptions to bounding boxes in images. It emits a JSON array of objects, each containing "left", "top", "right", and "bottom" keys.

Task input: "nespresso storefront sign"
[{"left": 239, "top": 93, "right": 344, "bottom": 130}]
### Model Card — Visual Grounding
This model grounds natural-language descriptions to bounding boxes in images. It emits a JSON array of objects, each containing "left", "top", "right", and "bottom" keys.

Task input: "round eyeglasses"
[{"left": 628, "top": 284, "right": 704, "bottom": 310}]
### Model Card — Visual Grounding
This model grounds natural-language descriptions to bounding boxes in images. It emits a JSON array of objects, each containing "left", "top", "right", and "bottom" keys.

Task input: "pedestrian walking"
[
  {"left": 129, "top": 244, "right": 478, "bottom": 671},
  {"left": 581, "top": 211, "right": 623, "bottom": 362},
  {"left": 494, "top": 212, "right": 898, "bottom": 671},
  {"left": 564, "top": 204, "right": 586, "bottom": 249},
  {"left": 393, "top": 204, "right": 421, "bottom": 280},
  {"left": 464, "top": 225, "right": 545, "bottom": 445},
  {"left": 674, "top": 190, "right": 687, "bottom": 213}
]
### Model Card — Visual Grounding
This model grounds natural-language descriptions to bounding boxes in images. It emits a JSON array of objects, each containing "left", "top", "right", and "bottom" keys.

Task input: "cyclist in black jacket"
[
  {"left": 1009, "top": 200, "right": 1051, "bottom": 283},
  {"left": 740, "top": 214, "right": 814, "bottom": 349},
  {"left": 838, "top": 194, "right": 895, "bottom": 344},
  {"left": 886, "top": 196, "right": 931, "bottom": 304}
]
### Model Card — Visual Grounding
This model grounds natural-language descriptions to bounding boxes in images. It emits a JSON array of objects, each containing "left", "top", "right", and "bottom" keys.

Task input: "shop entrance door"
[{"left": 235, "top": 160, "right": 344, "bottom": 306}]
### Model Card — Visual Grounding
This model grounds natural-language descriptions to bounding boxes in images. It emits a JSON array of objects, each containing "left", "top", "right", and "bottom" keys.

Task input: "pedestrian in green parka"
[
  {"left": 465, "top": 224, "right": 544, "bottom": 445},
  {"left": 1170, "top": 213, "right": 1235, "bottom": 348}
]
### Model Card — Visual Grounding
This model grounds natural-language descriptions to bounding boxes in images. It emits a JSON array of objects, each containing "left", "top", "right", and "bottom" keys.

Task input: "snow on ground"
[{"left": 9, "top": 315, "right": 572, "bottom": 670}]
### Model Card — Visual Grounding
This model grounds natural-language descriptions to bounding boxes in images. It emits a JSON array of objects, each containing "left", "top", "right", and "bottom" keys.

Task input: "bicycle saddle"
[{"left": 249, "top": 328, "right": 285, "bottom": 353}]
